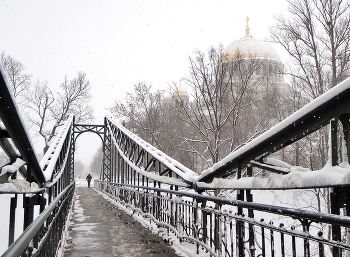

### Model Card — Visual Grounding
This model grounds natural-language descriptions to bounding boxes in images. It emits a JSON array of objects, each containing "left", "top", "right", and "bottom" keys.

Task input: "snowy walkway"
[{"left": 62, "top": 186, "right": 179, "bottom": 257}]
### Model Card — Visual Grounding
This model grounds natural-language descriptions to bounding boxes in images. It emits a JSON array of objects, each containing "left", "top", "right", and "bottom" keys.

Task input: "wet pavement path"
[{"left": 63, "top": 187, "right": 180, "bottom": 257}]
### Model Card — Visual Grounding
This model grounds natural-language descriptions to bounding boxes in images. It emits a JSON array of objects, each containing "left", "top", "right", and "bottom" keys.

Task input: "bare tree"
[
  {"left": 74, "top": 159, "right": 87, "bottom": 178},
  {"left": 270, "top": 1, "right": 350, "bottom": 248},
  {"left": 270, "top": 0, "right": 350, "bottom": 98},
  {"left": 26, "top": 80, "right": 55, "bottom": 147},
  {"left": 109, "top": 82, "right": 165, "bottom": 149},
  {"left": 270, "top": 0, "right": 350, "bottom": 169},
  {"left": 89, "top": 145, "right": 103, "bottom": 177},
  {"left": 0, "top": 51, "right": 32, "bottom": 100},
  {"left": 50, "top": 72, "right": 93, "bottom": 139},
  {"left": 109, "top": 82, "right": 194, "bottom": 169},
  {"left": 27, "top": 71, "right": 94, "bottom": 152},
  {"left": 172, "top": 45, "right": 280, "bottom": 168}
]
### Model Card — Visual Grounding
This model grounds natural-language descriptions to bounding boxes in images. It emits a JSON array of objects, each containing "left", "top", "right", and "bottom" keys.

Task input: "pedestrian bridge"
[{"left": 2, "top": 68, "right": 350, "bottom": 257}]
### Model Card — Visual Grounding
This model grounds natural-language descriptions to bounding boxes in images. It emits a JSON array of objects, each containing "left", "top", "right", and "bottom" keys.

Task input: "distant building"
[
  {"left": 172, "top": 85, "right": 189, "bottom": 106},
  {"left": 221, "top": 17, "right": 292, "bottom": 123},
  {"left": 165, "top": 18, "right": 293, "bottom": 170},
  {"left": 169, "top": 17, "right": 292, "bottom": 116},
  {"left": 224, "top": 18, "right": 289, "bottom": 90}
]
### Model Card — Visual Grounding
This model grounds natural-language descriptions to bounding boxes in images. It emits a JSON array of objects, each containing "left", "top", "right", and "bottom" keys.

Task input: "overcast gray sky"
[{"left": 0, "top": 0, "right": 288, "bottom": 166}]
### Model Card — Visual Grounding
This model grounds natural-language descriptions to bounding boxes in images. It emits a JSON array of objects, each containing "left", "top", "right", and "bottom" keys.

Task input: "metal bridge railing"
[
  {"left": 0, "top": 66, "right": 75, "bottom": 256},
  {"left": 1, "top": 183, "right": 75, "bottom": 257},
  {"left": 96, "top": 181, "right": 350, "bottom": 257},
  {"left": 98, "top": 77, "right": 350, "bottom": 257}
]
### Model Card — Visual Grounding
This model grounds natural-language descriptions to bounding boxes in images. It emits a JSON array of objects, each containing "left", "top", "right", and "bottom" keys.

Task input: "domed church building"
[
  {"left": 164, "top": 18, "right": 293, "bottom": 170},
  {"left": 221, "top": 17, "right": 292, "bottom": 123}
]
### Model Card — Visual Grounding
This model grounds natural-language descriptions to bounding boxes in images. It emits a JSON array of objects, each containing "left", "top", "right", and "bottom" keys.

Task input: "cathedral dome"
[
  {"left": 223, "top": 18, "right": 281, "bottom": 62},
  {"left": 173, "top": 86, "right": 188, "bottom": 96},
  {"left": 224, "top": 36, "right": 281, "bottom": 62}
]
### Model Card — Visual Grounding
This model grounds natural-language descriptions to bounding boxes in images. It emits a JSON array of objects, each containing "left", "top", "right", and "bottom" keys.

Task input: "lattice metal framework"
[{"left": 102, "top": 117, "right": 197, "bottom": 187}]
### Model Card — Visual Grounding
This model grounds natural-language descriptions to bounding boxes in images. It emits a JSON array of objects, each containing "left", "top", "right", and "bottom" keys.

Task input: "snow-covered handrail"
[
  {"left": 0, "top": 65, "right": 45, "bottom": 184},
  {"left": 198, "top": 77, "right": 350, "bottom": 183},
  {"left": 40, "top": 116, "right": 74, "bottom": 183},
  {"left": 106, "top": 117, "right": 197, "bottom": 184}
]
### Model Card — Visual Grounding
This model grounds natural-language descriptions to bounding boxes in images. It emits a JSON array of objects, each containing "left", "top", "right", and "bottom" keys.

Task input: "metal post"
[
  {"left": 214, "top": 203, "right": 221, "bottom": 253},
  {"left": 330, "top": 119, "right": 338, "bottom": 166},
  {"left": 193, "top": 197, "right": 199, "bottom": 254},
  {"left": 330, "top": 190, "right": 341, "bottom": 256},
  {"left": 70, "top": 117, "right": 75, "bottom": 182},
  {"left": 201, "top": 200, "right": 207, "bottom": 245},
  {"left": 237, "top": 188, "right": 245, "bottom": 257},
  {"left": 302, "top": 219, "right": 310, "bottom": 257},
  {"left": 237, "top": 164, "right": 245, "bottom": 257},
  {"left": 23, "top": 195, "right": 35, "bottom": 230},
  {"left": 247, "top": 164, "right": 255, "bottom": 256},
  {"left": 339, "top": 114, "right": 350, "bottom": 163},
  {"left": 330, "top": 118, "right": 343, "bottom": 256},
  {"left": 8, "top": 194, "right": 17, "bottom": 247}
]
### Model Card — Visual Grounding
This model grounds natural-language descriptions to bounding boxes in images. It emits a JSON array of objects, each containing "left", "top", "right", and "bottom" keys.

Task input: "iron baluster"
[
  {"left": 280, "top": 223, "right": 285, "bottom": 257},
  {"left": 261, "top": 219, "right": 266, "bottom": 257},
  {"left": 269, "top": 221, "right": 275, "bottom": 257}
]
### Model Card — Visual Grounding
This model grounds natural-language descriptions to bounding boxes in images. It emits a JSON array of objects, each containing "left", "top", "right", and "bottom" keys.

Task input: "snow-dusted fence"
[
  {"left": 0, "top": 67, "right": 75, "bottom": 256},
  {"left": 95, "top": 181, "right": 350, "bottom": 256}
]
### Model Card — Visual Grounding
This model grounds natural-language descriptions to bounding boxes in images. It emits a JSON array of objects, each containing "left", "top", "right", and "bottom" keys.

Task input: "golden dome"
[
  {"left": 173, "top": 86, "right": 188, "bottom": 96},
  {"left": 223, "top": 17, "right": 281, "bottom": 62}
]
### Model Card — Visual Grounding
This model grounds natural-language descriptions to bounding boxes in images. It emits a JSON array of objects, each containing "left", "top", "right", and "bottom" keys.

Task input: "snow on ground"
[
  {"left": 57, "top": 178, "right": 91, "bottom": 257},
  {"left": 75, "top": 178, "right": 93, "bottom": 188},
  {"left": 94, "top": 187, "right": 200, "bottom": 257}
]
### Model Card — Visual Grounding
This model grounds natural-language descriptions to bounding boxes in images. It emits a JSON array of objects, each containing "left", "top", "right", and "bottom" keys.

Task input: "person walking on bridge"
[{"left": 86, "top": 173, "right": 92, "bottom": 188}]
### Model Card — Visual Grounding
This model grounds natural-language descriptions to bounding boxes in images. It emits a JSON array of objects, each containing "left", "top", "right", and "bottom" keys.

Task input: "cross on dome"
[
  {"left": 223, "top": 16, "right": 281, "bottom": 62},
  {"left": 245, "top": 16, "right": 250, "bottom": 37}
]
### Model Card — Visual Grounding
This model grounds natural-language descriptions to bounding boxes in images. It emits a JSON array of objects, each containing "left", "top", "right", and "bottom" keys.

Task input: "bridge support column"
[
  {"left": 102, "top": 119, "right": 112, "bottom": 181},
  {"left": 331, "top": 115, "right": 350, "bottom": 257},
  {"left": 70, "top": 118, "right": 75, "bottom": 182}
]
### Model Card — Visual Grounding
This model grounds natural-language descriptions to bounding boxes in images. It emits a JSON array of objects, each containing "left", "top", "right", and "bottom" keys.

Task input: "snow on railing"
[
  {"left": 197, "top": 76, "right": 350, "bottom": 186},
  {"left": 40, "top": 116, "right": 74, "bottom": 182},
  {"left": 107, "top": 117, "right": 197, "bottom": 183},
  {"left": 0, "top": 66, "right": 45, "bottom": 184},
  {"left": 196, "top": 161, "right": 350, "bottom": 190}
]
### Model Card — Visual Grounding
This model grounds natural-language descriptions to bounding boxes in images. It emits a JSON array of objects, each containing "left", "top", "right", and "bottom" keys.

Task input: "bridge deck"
[{"left": 62, "top": 184, "right": 180, "bottom": 257}]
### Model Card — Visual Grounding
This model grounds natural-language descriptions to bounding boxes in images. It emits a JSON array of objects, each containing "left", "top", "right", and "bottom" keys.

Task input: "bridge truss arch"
[
  {"left": 72, "top": 123, "right": 105, "bottom": 180},
  {"left": 73, "top": 123, "right": 105, "bottom": 143}
]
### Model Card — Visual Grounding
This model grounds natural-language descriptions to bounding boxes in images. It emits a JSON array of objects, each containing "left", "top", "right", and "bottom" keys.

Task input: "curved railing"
[{"left": 101, "top": 117, "right": 197, "bottom": 187}]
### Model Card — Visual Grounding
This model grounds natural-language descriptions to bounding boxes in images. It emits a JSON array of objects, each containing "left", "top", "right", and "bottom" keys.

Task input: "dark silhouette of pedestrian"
[{"left": 86, "top": 173, "right": 92, "bottom": 188}]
